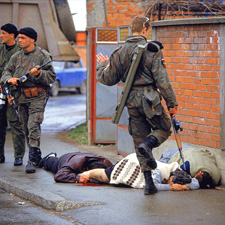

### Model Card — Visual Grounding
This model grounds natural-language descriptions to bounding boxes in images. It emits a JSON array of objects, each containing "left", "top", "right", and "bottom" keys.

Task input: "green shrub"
[{"left": 68, "top": 123, "right": 88, "bottom": 145}]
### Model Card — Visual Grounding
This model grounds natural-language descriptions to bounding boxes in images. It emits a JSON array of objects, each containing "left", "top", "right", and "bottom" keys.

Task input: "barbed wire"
[{"left": 144, "top": 0, "right": 225, "bottom": 20}]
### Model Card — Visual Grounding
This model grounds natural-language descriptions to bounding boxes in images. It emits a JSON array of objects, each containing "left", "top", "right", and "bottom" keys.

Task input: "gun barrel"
[
  {"left": 178, "top": 148, "right": 186, "bottom": 170},
  {"left": 12, "top": 104, "right": 19, "bottom": 117},
  {"left": 37, "top": 60, "right": 51, "bottom": 70},
  {"left": 18, "top": 60, "right": 52, "bottom": 84}
]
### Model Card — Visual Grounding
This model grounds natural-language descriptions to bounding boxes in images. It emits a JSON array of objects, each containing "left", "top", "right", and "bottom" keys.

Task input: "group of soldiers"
[
  {"left": 0, "top": 23, "right": 56, "bottom": 173},
  {"left": 0, "top": 15, "right": 178, "bottom": 195}
]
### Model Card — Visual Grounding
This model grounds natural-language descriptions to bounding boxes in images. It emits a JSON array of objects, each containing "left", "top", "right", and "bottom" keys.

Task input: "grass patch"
[{"left": 68, "top": 123, "right": 88, "bottom": 145}]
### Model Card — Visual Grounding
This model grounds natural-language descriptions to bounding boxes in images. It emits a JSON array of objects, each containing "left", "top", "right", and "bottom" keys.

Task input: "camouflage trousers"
[
  {"left": 127, "top": 106, "right": 172, "bottom": 172},
  {"left": 0, "top": 101, "right": 25, "bottom": 158},
  {"left": 18, "top": 92, "right": 47, "bottom": 149}
]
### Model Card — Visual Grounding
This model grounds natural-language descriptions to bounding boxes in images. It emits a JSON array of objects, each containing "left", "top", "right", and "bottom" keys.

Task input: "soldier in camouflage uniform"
[
  {"left": 96, "top": 15, "right": 178, "bottom": 195},
  {"left": 1, "top": 27, "right": 56, "bottom": 173},
  {"left": 0, "top": 23, "right": 25, "bottom": 166}
]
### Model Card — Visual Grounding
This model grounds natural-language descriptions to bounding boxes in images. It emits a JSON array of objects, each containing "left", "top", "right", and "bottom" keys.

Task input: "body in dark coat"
[{"left": 42, "top": 152, "right": 113, "bottom": 183}]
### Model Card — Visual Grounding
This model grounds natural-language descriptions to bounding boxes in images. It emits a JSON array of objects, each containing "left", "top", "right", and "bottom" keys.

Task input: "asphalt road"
[{"left": 42, "top": 92, "right": 86, "bottom": 131}]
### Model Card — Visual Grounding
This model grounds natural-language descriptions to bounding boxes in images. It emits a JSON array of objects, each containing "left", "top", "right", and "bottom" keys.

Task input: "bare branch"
[{"left": 145, "top": 0, "right": 225, "bottom": 20}]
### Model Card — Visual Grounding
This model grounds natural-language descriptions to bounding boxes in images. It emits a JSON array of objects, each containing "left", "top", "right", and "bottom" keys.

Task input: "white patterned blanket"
[{"left": 110, "top": 153, "right": 179, "bottom": 188}]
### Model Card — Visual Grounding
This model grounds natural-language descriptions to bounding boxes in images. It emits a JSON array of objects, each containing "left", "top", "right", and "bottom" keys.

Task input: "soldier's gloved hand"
[
  {"left": 169, "top": 106, "right": 178, "bottom": 116},
  {"left": 30, "top": 66, "right": 41, "bottom": 76},
  {"left": 7, "top": 78, "right": 19, "bottom": 86}
]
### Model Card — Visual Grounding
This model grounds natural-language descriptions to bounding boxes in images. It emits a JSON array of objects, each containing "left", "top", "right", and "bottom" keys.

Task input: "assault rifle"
[
  {"left": 171, "top": 115, "right": 186, "bottom": 170},
  {"left": 1, "top": 83, "right": 19, "bottom": 117},
  {"left": 111, "top": 44, "right": 146, "bottom": 124},
  {"left": 2, "top": 60, "right": 52, "bottom": 117},
  {"left": 17, "top": 60, "right": 52, "bottom": 84}
]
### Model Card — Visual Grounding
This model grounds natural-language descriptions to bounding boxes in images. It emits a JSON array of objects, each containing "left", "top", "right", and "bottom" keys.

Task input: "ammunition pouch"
[
  {"left": 142, "top": 86, "right": 163, "bottom": 118},
  {"left": 21, "top": 87, "right": 48, "bottom": 98}
]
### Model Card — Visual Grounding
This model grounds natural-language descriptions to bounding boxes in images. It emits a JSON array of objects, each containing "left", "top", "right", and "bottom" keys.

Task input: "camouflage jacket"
[
  {"left": 1, "top": 45, "right": 56, "bottom": 88},
  {"left": 0, "top": 42, "right": 20, "bottom": 79},
  {"left": 96, "top": 35, "right": 178, "bottom": 109}
]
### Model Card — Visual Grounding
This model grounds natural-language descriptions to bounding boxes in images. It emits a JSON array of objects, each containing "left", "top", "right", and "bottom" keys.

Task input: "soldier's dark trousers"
[
  {"left": 0, "top": 104, "right": 7, "bottom": 156},
  {"left": 7, "top": 103, "right": 25, "bottom": 159},
  {"left": 0, "top": 102, "right": 25, "bottom": 158},
  {"left": 128, "top": 106, "right": 171, "bottom": 173},
  {"left": 18, "top": 94, "right": 46, "bottom": 149}
]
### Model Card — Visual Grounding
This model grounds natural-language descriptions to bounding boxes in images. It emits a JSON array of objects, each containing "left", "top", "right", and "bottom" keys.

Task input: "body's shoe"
[
  {"left": 38, "top": 152, "right": 57, "bottom": 168},
  {"left": 144, "top": 171, "right": 158, "bottom": 195},
  {"left": 0, "top": 154, "right": 5, "bottom": 163},
  {"left": 14, "top": 158, "right": 23, "bottom": 166},
  {"left": 25, "top": 160, "right": 36, "bottom": 173}
]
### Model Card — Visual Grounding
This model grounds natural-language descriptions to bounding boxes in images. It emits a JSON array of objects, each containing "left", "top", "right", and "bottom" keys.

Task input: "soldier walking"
[
  {"left": 0, "top": 23, "right": 25, "bottom": 166},
  {"left": 96, "top": 15, "right": 178, "bottom": 195},
  {"left": 1, "top": 27, "right": 56, "bottom": 173}
]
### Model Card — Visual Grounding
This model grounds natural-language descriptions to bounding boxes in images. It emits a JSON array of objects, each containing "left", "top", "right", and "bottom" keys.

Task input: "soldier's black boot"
[
  {"left": 33, "top": 148, "right": 42, "bottom": 167},
  {"left": 138, "top": 136, "right": 158, "bottom": 170},
  {"left": 25, "top": 147, "right": 42, "bottom": 173},
  {"left": 25, "top": 160, "right": 36, "bottom": 173},
  {"left": 144, "top": 171, "right": 158, "bottom": 195}
]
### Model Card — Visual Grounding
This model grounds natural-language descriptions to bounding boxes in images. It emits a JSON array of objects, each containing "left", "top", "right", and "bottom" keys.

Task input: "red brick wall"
[
  {"left": 87, "top": 0, "right": 144, "bottom": 27},
  {"left": 156, "top": 24, "right": 220, "bottom": 148},
  {"left": 87, "top": 1, "right": 223, "bottom": 149},
  {"left": 87, "top": 1, "right": 225, "bottom": 27}
]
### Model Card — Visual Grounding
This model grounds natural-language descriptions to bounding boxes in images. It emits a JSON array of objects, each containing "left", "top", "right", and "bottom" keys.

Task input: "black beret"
[
  {"left": 19, "top": 27, "right": 37, "bottom": 42},
  {"left": 1, "top": 23, "right": 18, "bottom": 38}
]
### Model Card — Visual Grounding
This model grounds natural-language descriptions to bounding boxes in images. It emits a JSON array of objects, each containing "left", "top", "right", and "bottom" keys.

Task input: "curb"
[{"left": 0, "top": 177, "right": 102, "bottom": 212}]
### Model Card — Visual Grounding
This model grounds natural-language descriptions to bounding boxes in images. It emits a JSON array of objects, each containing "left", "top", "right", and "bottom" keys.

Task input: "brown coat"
[{"left": 54, "top": 152, "right": 112, "bottom": 183}]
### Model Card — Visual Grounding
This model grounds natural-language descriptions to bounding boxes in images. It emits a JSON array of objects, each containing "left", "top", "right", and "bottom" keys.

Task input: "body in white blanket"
[{"left": 79, "top": 153, "right": 200, "bottom": 191}]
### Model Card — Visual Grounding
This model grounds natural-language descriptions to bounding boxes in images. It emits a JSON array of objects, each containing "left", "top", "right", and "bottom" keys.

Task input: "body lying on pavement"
[
  {"left": 38, "top": 152, "right": 112, "bottom": 183},
  {"left": 79, "top": 153, "right": 200, "bottom": 191},
  {"left": 158, "top": 146, "right": 220, "bottom": 188}
]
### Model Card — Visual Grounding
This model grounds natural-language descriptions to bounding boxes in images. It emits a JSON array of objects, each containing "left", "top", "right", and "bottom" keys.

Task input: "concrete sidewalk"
[
  {"left": 0, "top": 130, "right": 124, "bottom": 212},
  {"left": 1, "top": 130, "right": 225, "bottom": 225}
]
